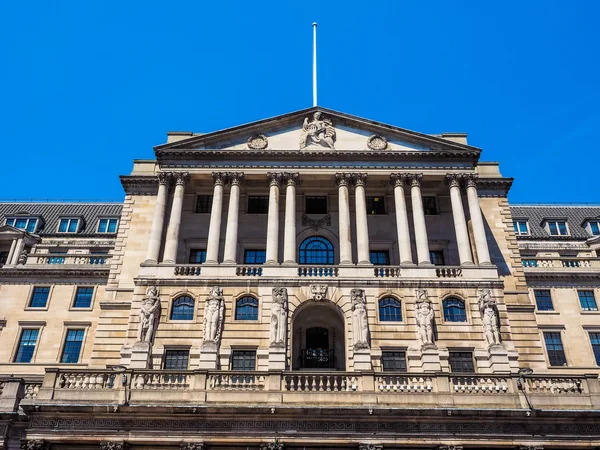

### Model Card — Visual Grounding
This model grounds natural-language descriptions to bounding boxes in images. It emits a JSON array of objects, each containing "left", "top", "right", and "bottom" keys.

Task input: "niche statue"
[
  {"left": 351, "top": 289, "right": 369, "bottom": 350},
  {"left": 137, "top": 286, "right": 161, "bottom": 344},
  {"left": 270, "top": 287, "right": 288, "bottom": 348},
  {"left": 203, "top": 287, "right": 225, "bottom": 345},
  {"left": 478, "top": 289, "right": 501, "bottom": 346},
  {"left": 415, "top": 289, "right": 435, "bottom": 348}
]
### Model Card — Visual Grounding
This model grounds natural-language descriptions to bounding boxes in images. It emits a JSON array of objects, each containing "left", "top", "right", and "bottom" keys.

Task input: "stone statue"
[
  {"left": 479, "top": 289, "right": 501, "bottom": 346},
  {"left": 17, "top": 249, "right": 28, "bottom": 265},
  {"left": 270, "top": 287, "right": 288, "bottom": 348},
  {"left": 299, "top": 112, "right": 336, "bottom": 149},
  {"left": 351, "top": 289, "right": 369, "bottom": 350},
  {"left": 137, "top": 286, "right": 161, "bottom": 344},
  {"left": 415, "top": 289, "right": 435, "bottom": 348},
  {"left": 203, "top": 287, "right": 225, "bottom": 344}
]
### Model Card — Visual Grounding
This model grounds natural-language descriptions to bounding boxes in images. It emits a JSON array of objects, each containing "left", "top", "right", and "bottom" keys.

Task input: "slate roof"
[
  {"left": 510, "top": 205, "right": 600, "bottom": 240},
  {"left": 0, "top": 202, "right": 123, "bottom": 237}
]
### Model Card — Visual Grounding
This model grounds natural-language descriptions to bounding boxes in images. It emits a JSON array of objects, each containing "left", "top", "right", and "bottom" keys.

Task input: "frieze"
[{"left": 301, "top": 214, "right": 331, "bottom": 229}]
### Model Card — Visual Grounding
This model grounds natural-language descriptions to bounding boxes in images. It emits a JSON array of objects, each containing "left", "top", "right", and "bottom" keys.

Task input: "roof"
[
  {"left": 510, "top": 205, "right": 600, "bottom": 239},
  {"left": 0, "top": 202, "right": 123, "bottom": 237}
]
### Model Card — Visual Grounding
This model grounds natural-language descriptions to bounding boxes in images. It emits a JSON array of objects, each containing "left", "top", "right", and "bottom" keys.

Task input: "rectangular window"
[
  {"left": 590, "top": 222, "right": 600, "bottom": 236},
  {"left": 366, "top": 196, "right": 386, "bottom": 215},
  {"left": 6, "top": 217, "right": 37, "bottom": 233},
  {"left": 422, "top": 197, "right": 438, "bottom": 215},
  {"left": 513, "top": 220, "right": 529, "bottom": 236},
  {"left": 0, "top": 251, "right": 8, "bottom": 265},
  {"left": 195, "top": 195, "right": 213, "bottom": 213},
  {"left": 29, "top": 287, "right": 50, "bottom": 308},
  {"left": 369, "top": 250, "right": 390, "bottom": 265},
  {"left": 97, "top": 218, "right": 118, "bottom": 233},
  {"left": 578, "top": 290, "right": 598, "bottom": 311},
  {"left": 60, "top": 329, "right": 85, "bottom": 363},
  {"left": 534, "top": 290, "right": 553, "bottom": 311},
  {"left": 14, "top": 329, "right": 39, "bottom": 363},
  {"left": 73, "top": 287, "right": 94, "bottom": 308},
  {"left": 590, "top": 332, "right": 600, "bottom": 366},
  {"left": 448, "top": 351, "right": 475, "bottom": 372},
  {"left": 381, "top": 351, "right": 407, "bottom": 372},
  {"left": 189, "top": 249, "right": 207, "bottom": 264},
  {"left": 547, "top": 221, "right": 568, "bottom": 236},
  {"left": 231, "top": 350, "right": 256, "bottom": 371},
  {"left": 58, "top": 218, "right": 79, "bottom": 233},
  {"left": 430, "top": 250, "right": 445, "bottom": 266},
  {"left": 244, "top": 249, "right": 266, "bottom": 264},
  {"left": 305, "top": 196, "right": 327, "bottom": 215},
  {"left": 163, "top": 349, "right": 189, "bottom": 370},
  {"left": 248, "top": 196, "right": 269, "bottom": 214},
  {"left": 544, "top": 332, "right": 567, "bottom": 366}
]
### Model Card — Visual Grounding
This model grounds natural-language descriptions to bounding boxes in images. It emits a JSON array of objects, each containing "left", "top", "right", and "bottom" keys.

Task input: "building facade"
[{"left": 0, "top": 107, "right": 599, "bottom": 449}]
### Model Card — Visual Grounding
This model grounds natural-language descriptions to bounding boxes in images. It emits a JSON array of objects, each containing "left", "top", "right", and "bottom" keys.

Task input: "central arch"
[{"left": 291, "top": 300, "right": 346, "bottom": 370}]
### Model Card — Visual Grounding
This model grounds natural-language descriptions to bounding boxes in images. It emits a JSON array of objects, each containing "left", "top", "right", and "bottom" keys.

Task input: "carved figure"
[
  {"left": 415, "top": 289, "right": 435, "bottom": 347},
  {"left": 270, "top": 287, "right": 288, "bottom": 348},
  {"left": 478, "top": 289, "right": 501, "bottom": 346},
  {"left": 203, "top": 287, "right": 225, "bottom": 344},
  {"left": 299, "top": 112, "right": 336, "bottom": 149},
  {"left": 17, "top": 249, "right": 28, "bottom": 265},
  {"left": 137, "top": 286, "right": 161, "bottom": 344},
  {"left": 351, "top": 289, "right": 369, "bottom": 349}
]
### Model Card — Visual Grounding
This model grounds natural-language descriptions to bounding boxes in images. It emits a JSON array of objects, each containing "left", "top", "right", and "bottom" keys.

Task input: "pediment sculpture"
[
  {"left": 299, "top": 112, "right": 336, "bottom": 149},
  {"left": 203, "top": 287, "right": 225, "bottom": 345}
]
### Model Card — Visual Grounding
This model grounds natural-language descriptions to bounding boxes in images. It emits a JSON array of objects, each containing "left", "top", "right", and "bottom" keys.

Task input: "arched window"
[
  {"left": 299, "top": 236, "right": 334, "bottom": 265},
  {"left": 170, "top": 296, "right": 195, "bottom": 321},
  {"left": 235, "top": 296, "right": 259, "bottom": 320},
  {"left": 443, "top": 297, "right": 467, "bottom": 322},
  {"left": 379, "top": 297, "right": 402, "bottom": 322}
]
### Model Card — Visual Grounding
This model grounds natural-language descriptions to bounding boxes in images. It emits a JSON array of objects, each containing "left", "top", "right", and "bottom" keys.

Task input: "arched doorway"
[{"left": 291, "top": 301, "right": 345, "bottom": 370}]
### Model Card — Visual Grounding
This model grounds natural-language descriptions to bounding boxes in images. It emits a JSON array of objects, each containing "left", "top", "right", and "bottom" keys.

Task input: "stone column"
[
  {"left": 222, "top": 172, "right": 244, "bottom": 264},
  {"left": 446, "top": 173, "right": 473, "bottom": 265},
  {"left": 336, "top": 173, "right": 353, "bottom": 265},
  {"left": 391, "top": 173, "right": 413, "bottom": 264},
  {"left": 465, "top": 174, "right": 492, "bottom": 265},
  {"left": 162, "top": 172, "right": 190, "bottom": 264},
  {"left": 353, "top": 173, "right": 371, "bottom": 265},
  {"left": 407, "top": 174, "right": 431, "bottom": 265},
  {"left": 205, "top": 172, "right": 228, "bottom": 264},
  {"left": 265, "top": 172, "right": 283, "bottom": 265},
  {"left": 145, "top": 172, "right": 171, "bottom": 263},
  {"left": 10, "top": 238, "right": 25, "bottom": 265},
  {"left": 5, "top": 238, "right": 17, "bottom": 266},
  {"left": 283, "top": 173, "right": 299, "bottom": 264}
]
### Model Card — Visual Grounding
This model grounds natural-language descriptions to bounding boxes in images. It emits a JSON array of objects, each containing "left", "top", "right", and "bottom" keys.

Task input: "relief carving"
[
  {"left": 367, "top": 134, "right": 388, "bottom": 150},
  {"left": 310, "top": 285, "right": 327, "bottom": 301},
  {"left": 302, "top": 214, "right": 331, "bottom": 229},
  {"left": 247, "top": 134, "right": 268, "bottom": 150},
  {"left": 300, "top": 112, "right": 336, "bottom": 149}
]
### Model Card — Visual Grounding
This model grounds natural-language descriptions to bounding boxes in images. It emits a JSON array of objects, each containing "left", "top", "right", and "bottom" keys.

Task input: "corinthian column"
[
  {"left": 162, "top": 172, "right": 190, "bottom": 264},
  {"left": 205, "top": 172, "right": 228, "bottom": 264},
  {"left": 391, "top": 173, "right": 413, "bottom": 264},
  {"left": 336, "top": 173, "right": 353, "bottom": 265},
  {"left": 223, "top": 172, "right": 244, "bottom": 264},
  {"left": 265, "top": 172, "right": 283, "bottom": 265},
  {"left": 446, "top": 174, "right": 473, "bottom": 265},
  {"left": 407, "top": 174, "right": 431, "bottom": 265},
  {"left": 145, "top": 172, "right": 171, "bottom": 263},
  {"left": 283, "top": 172, "right": 299, "bottom": 264},
  {"left": 353, "top": 173, "right": 371, "bottom": 265},
  {"left": 465, "top": 174, "right": 491, "bottom": 265}
]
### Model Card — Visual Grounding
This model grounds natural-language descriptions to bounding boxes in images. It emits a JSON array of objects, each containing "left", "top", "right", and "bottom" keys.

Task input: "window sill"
[
  {"left": 69, "top": 307, "right": 94, "bottom": 312},
  {"left": 581, "top": 310, "right": 600, "bottom": 314},
  {"left": 24, "top": 307, "right": 49, "bottom": 311},
  {"left": 535, "top": 311, "right": 560, "bottom": 315}
]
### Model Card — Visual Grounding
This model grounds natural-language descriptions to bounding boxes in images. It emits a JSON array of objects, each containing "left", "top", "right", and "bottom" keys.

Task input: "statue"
[
  {"left": 203, "top": 287, "right": 225, "bottom": 344},
  {"left": 299, "top": 112, "right": 336, "bottom": 149},
  {"left": 17, "top": 249, "right": 28, "bottom": 265},
  {"left": 270, "top": 287, "right": 288, "bottom": 348},
  {"left": 478, "top": 289, "right": 501, "bottom": 346},
  {"left": 415, "top": 289, "right": 435, "bottom": 348},
  {"left": 137, "top": 286, "right": 161, "bottom": 343},
  {"left": 351, "top": 289, "right": 369, "bottom": 350}
]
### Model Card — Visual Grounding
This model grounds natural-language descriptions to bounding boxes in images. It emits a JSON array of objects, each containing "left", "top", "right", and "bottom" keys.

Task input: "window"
[
  {"left": 590, "top": 332, "right": 600, "bottom": 366},
  {"left": 305, "top": 196, "right": 327, "bottom": 215},
  {"left": 0, "top": 251, "right": 8, "bottom": 265},
  {"left": 534, "top": 290, "right": 553, "bottom": 311},
  {"left": 58, "top": 218, "right": 80, "bottom": 233},
  {"left": 29, "top": 287, "right": 50, "bottom": 308},
  {"left": 244, "top": 249, "right": 266, "bottom": 264},
  {"left": 366, "top": 196, "right": 385, "bottom": 215},
  {"left": 423, "top": 197, "right": 438, "bottom": 215},
  {"left": 443, "top": 298, "right": 467, "bottom": 322},
  {"left": 578, "top": 290, "right": 598, "bottom": 311},
  {"left": 235, "top": 296, "right": 259, "bottom": 320},
  {"left": 6, "top": 217, "right": 38, "bottom": 233},
  {"left": 97, "top": 218, "right": 118, "bottom": 233},
  {"left": 90, "top": 250, "right": 108, "bottom": 265},
  {"left": 73, "top": 287, "right": 94, "bottom": 308},
  {"left": 196, "top": 195, "right": 213, "bottom": 213},
  {"left": 544, "top": 332, "right": 567, "bottom": 366},
  {"left": 164, "top": 349, "right": 189, "bottom": 370},
  {"left": 430, "top": 250, "right": 445, "bottom": 266},
  {"left": 14, "top": 329, "right": 39, "bottom": 363},
  {"left": 248, "top": 196, "right": 269, "bottom": 214},
  {"left": 379, "top": 297, "right": 402, "bottom": 322},
  {"left": 299, "top": 236, "right": 334, "bottom": 265},
  {"left": 513, "top": 220, "right": 529, "bottom": 236},
  {"left": 171, "top": 296, "right": 195, "bottom": 320},
  {"left": 231, "top": 350, "right": 256, "bottom": 371},
  {"left": 189, "top": 249, "right": 207, "bottom": 264},
  {"left": 48, "top": 249, "right": 67, "bottom": 265},
  {"left": 589, "top": 221, "right": 600, "bottom": 236},
  {"left": 381, "top": 351, "right": 407, "bottom": 371},
  {"left": 547, "top": 220, "right": 568, "bottom": 236},
  {"left": 370, "top": 250, "right": 390, "bottom": 265},
  {"left": 60, "top": 329, "right": 85, "bottom": 363},
  {"left": 448, "top": 351, "right": 474, "bottom": 372}
]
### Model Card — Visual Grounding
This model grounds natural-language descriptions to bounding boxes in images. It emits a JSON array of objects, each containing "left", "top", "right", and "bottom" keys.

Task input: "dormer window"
[
  {"left": 58, "top": 218, "right": 80, "bottom": 233},
  {"left": 513, "top": 220, "right": 530, "bottom": 236},
  {"left": 585, "top": 221, "right": 600, "bottom": 236},
  {"left": 5, "top": 217, "right": 38, "bottom": 233},
  {"left": 97, "top": 218, "right": 118, "bottom": 233},
  {"left": 546, "top": 220, "right": 569, "bottom": 236}
]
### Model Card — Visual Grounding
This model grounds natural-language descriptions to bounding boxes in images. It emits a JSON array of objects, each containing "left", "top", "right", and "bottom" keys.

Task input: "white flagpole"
[{"left": 312, "top": 22, "right": 317, "bottom": 107}]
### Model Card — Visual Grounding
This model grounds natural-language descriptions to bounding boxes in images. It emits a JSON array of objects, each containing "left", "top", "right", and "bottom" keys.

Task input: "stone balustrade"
[
  {"left": 26, "top": 253, "right": 112, "bottom": 266},
  {"left": 522, "top": 257, "right": 599, "bottom": 270},
  {"left": 450, "top": 375, "right": 509, "bottom": 394}
]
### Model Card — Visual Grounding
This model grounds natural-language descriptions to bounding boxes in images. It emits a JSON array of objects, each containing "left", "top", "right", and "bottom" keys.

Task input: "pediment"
[{"left": 0, "top": 225, "right": 40, "bottom": 242}]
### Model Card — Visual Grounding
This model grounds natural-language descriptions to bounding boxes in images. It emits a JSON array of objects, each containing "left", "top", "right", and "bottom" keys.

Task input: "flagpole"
[{"left": 312, "top": 22, "right": 317, "bottom": 107}]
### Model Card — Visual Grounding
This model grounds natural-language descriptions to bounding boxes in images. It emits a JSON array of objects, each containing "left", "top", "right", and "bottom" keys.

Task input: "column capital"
[
  {"left": 406, "top": 173, "right": 423, "bottom": 187},
  {"left": 390, "top": 173, "right": 408, "bottom": 187},
  {"left": 212, "top": 172, "right": 228, "bottom": 186},
  {"left": 463, "top": 173, "right": 479, "bottom": 188},
  {"left": 173, "top": 172, "right": 190, "bottom": 186},
  {"left": 267, "top": 172, "right": 283, "bottom": 186},
  {"left": 335, "top": 172, "right": 352, "bottom": 187},
  {"left": 157, "top": 171, "right": 172, "bottom": 186},
  {"left": 227, "top": 172, "right": 244, "bottom": 186},
  {"left": 445, "top": 173, "right": 462, "bottom": 188},
  {"left": 352, "top": 172, "right": 368, "bottom": 187},
  {"left": 283, "top": 172, "right": 299, "bottom": 186}
]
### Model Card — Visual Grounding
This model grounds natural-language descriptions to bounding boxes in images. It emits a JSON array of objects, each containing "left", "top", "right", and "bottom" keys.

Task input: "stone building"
[{"left": 0, "top": 107, "right": 599, "bottom": 449}]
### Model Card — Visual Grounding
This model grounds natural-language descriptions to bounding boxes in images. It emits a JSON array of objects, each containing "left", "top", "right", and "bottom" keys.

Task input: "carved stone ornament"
[
  {"left": 351, "top": 289, "right": 369, "bottom": 350},
  {"left": 203, "top": 287, "right": 225, "bottom": 344},
  {"left": 260, "top": 444, "right": 283, "bottom": 450},
  {"left": 18, "top": 249, "right": 28, "bottom": 265},
  {"left": 518, "top": 447, "right": 543, "bottom": 450},
  {"left": 310, "top": 284, "right": 327, "bottom": 301},
  {"left": 415, "top": 289, "right": 435, "bottom": 348},
  {"left": 302, "top": 213, "right": 331, "bottom": 229},
  {"left": 21, "top": 440, "right": 47, "bottom": 450},
  {"left": 247, "top": 133, "right": 268, "bottom": 150},
  {"left": 100, "top": 442, "right": 125, "bottom": 450},
  {"left": 137, "top": 286, "right": 161, "bottom": 344},
  {"left": 439, "top": 446, "right": 463, "bottom": 450},
  {"left": 366, "top": 134, "right": 388, "bottom": 150},
  {"left": 270, "top": 287, "right": 288, "bottom": 348},
  {"left": 478, "top": 288, "right": 501, "bottom": 347},
  {"left": 180, "top": 443, "right": 204, "bottom": 450},
  {"left": 359, "top": 445, "right": 383, "bottom": 450},
  {"left": 299, "top": 111, "right": 336, "bottom": 149}
]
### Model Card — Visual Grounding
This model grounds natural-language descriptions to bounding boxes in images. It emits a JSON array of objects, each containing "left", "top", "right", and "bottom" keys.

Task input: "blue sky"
[{"left": 0, "top": 1, "right": 598, "bottom": 203}]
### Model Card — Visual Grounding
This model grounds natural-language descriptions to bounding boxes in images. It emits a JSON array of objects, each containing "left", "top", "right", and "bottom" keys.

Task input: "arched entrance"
[{"left": 291, "top": 301, "right": 345, "bottom": 370}]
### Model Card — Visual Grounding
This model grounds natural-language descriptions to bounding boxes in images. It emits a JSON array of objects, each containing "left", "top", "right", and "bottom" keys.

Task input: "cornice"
[
  {"left": 99, "top": 301, "right": 131, "bottom": 310},
  {"left": 120, "top": 175, "right": 158, "bottom": 196},
  {"left": 523, "top": 270, "right": 600, "bottom": 282},
  {"left": 0, "top": 267, "right": 110, "bottom": 279},
  {"left": 476, "top": 178, "right": 514, "bottom": 197}
]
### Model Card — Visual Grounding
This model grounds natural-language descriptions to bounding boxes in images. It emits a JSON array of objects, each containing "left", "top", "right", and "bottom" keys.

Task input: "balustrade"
[
  {"left": 377, "top": 375, "right": 433, "bottom": 393},
  {"left": 298, "top": 266, "right": 338, "bottom": 277},
  {"left": 208, "top": 372, "right": 266, "bottom": 390},
  {"left": 132, "top": 372, "right": 190, "bottom": 390},
  {"left": 522, "top": 257, "right": 598, "bottom": 269},
  {"left": 436, "top": 267, "right": 462, "bottom": 277},
  {"left": 526, "top": 376, "right": 584, "bottom": 394},
  {"left": 174, "top": 265, "right": 201, "bottom": 276},
  {"left": 57, "top": 371, "right": 111, "bottom": 390},
  {"left": 236, "top": 266, "right": 263, "bottom": 276},
  {"left": 24, "top": 383, "right": 41, "bottom": 400},
  {"left": 374, "top": 266, "right": 401, "bottom": 277},
  {"left": 450, "top": 376, "right": 509, "bottom": 394},
  {"left": 284, "top": 373, "right": 358, "bottom": 392},
  {"left": 30, "top": 254, "right": 112, "bottom": 266}
]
